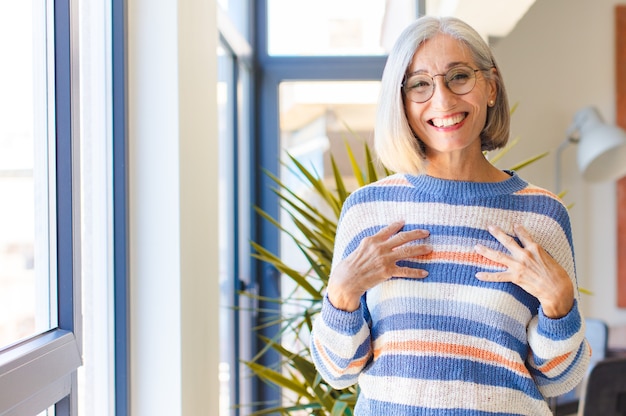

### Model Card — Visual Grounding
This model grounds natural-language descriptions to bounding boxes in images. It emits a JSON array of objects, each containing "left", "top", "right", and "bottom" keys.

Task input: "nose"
[{"left": 429, "top": 76, "right": 456, "bottom": 109}]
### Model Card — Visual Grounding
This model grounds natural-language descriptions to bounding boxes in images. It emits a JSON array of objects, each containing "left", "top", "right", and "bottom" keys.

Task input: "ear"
[{"left": 487, "top": 67, "right": 498, "bottom": 103}]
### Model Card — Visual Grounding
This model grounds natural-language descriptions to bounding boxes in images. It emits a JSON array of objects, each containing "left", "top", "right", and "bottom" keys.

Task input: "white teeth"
[{"left": 431, "top": 113, "right": 465, "bottom": 127}]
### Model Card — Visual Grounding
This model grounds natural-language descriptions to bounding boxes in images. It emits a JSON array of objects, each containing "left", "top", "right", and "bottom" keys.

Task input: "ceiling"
[{"left": 382, "top": 0, "right": 537, "bottom": 49}]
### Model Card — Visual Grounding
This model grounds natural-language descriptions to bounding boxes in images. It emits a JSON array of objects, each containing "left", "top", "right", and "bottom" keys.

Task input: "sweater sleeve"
[
  {"left": 310, "top": 190, "right": 377, "bottom": 389},
  {"left": 524, "top": 198, "right": 591, "bottom": 398},
  {"left": 310, "top": 295, "right": 372, "bottom": 389},
  {"left": 526, "top": 300, "right": 591, "bottom": 398}
]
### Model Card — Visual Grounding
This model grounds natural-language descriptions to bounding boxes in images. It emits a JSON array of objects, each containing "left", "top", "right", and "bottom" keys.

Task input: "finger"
[
  {"left": 389, "top": 228, "right": 430, "bottom": 247},
  {"left": 394, "top": 265, "right": 429, "bottom": 279},
  {"left": 475, "top": 270, "right": 511, "bottom": 283},
  {"left": 364, "top": 221, "right": 408, "bottom": 249},
  {"left": 375, "top": 220, "right": 406, "bottom": 240},
  {"left": 474, "top": 243, "right": 510, "bottom": 265},
  {"left": 392, "top": 242, "right": 433, "bottom": 260},
  {"left": 512, "top": 224, "right": 535, "bottom": 249},
  {"left": 487, "top": 225, "right": 524, "bottom": 255}
]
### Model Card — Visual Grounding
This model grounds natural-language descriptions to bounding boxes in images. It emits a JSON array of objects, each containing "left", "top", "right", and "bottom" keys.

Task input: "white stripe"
[
  {"left": 314, "top": 316, "right": 370, "bottom": 360},
  {"left": 367, "top": 279, "right": 532, "bottom": 327},
  {"left": 357, "top": 374, "right": 552, "bottom": 414}
]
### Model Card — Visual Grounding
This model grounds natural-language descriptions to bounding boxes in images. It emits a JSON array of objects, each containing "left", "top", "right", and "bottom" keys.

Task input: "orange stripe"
[
  {"left": 536, "top": 351, "right": 573, "bottom": 373},
  {"left": 313, "top": 337, "right": 371, "bottom": 375},
  {"left": 374, "top": 340, "right": 528, "bottom": 374},
  {"left": 411, "top": 251, "right": 505, "bottom": 269},
  {"left": 515, "top": 188, "right": 558, "bottom": 199}
]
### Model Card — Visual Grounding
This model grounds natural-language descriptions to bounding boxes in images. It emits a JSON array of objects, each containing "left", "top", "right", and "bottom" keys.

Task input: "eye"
[
  {"left": 406, "top": 75, "right": 432, "bottom": 92},
  {"left": 446, "top": 68, "right": 472, "bottom": 85}
]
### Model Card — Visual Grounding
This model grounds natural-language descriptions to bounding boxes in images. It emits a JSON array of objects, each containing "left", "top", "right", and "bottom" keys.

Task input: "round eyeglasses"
[{"left": 402, "top": 65, "right": 483, "bottom": 103}]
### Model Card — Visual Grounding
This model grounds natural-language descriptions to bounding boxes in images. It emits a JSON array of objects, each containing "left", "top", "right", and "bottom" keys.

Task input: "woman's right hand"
[{"left": 326, "top": 220, "right": 432, "bottom": 311}]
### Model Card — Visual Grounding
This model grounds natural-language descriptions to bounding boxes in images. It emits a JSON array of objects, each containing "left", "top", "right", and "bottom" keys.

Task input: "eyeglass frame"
[{"left": 401, "top": 65, "right": 490, "bottom": 104}]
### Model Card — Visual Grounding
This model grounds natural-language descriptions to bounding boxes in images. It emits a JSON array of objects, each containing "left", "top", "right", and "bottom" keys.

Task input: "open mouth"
[{"left": 428, "top": 113, "right": 467, "bottom": 128}]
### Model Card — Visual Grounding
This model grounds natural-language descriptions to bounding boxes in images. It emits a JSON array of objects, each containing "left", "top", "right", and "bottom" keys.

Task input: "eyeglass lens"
[{"left": 403, "top": 66, "right": 478, "bottom": 103}]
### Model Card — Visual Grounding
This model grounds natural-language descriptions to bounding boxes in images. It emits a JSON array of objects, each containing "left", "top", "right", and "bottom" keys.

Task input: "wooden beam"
[{"left": 616, "top": 5, "right": 626, "bottom": 307}]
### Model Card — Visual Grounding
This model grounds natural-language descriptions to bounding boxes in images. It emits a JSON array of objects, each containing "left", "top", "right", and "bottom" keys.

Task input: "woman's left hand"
[{"left": 474, "top": 224, "right": 574, "bottom": 319}]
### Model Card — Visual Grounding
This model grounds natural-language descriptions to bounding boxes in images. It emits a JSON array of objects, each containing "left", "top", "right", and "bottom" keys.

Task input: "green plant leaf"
[
  {"left": 509, "top": 151, "right": 549, "bottom": 171},
  {"left": 244, "top": 361, "right": 314, "bottom": 400},
  {"left": 364, "top": 143, "right": 379, "bottom": 184},
  {"left": 345, "top": 140, "right": 366, "bottom": 188},
  {"left": 331, "top": 400, "right": 352, "bottom": 416},
  {"left": 250, "top": 242, "right": 322, "bottom": 299},
  {"left": 286, "top": 153, "right": 342, "bottom": 218},
  {"left": 331, "top": 154, "right": 349, "bottom": 203}
]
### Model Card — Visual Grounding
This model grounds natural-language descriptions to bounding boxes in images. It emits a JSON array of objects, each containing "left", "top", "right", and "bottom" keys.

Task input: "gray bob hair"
[{"left": 374, "top": 15, "right": 510, "bottom": 174}]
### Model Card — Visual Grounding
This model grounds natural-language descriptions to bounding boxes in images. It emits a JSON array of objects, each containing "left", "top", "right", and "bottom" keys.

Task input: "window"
[
  {"left": 0, "top": 0, "right": 56, "bottom": 353},
  {"left": 267, "top": 0, "right": 390, "bottom": 56},
  {"left": 0, "top": 1, "right": 82, "bottom": 414}
]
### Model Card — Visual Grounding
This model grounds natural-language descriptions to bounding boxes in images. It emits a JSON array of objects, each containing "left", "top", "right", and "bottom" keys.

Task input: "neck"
[{"left": 425, "top": 153, "right": 509, "bottom": 183}]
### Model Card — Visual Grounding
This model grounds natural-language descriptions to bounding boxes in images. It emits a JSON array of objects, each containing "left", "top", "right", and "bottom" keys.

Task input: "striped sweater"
[{"left": 310, "top": 171, "right": 590, "bottom": 415}]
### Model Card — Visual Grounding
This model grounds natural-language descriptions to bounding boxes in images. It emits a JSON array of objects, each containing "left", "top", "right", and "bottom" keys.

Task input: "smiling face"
[{"left": 404, "top": 33, "right": 497, "bottom": 162}]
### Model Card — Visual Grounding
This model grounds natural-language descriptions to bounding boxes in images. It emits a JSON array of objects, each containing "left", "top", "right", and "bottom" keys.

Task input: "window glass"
[
  {"left": 218, "top": 0, "right": 250, "bottom": 41},
  {"left": 0, "top": 0, "right": 56, "bottom": 349},
  {"left": 279, "top": 81, "right": 379, "bottom": 175},
  {"left": 268, "top": 0, "right": 394, "bottom": 56}
]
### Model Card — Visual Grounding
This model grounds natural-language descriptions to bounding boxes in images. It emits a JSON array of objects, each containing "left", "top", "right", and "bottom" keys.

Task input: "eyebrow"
[{"left": 406, "top": 61, "right": 471, "bottom": 78}]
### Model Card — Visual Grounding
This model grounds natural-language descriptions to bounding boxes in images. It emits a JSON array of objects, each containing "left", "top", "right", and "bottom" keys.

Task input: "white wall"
[
  {"left": 128, "top": 0, "right": 220, "bottom": 414},
  {"left": 493, "top": 0, "right": 626, "bottom": 326}
]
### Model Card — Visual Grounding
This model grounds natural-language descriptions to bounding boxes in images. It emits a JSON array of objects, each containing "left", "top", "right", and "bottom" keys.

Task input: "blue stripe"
[
  {"left": 309, "top": 346, "right": 360, "bottom": 386},
  {"left": 316, "top": 336, "right": 372, "bottom": 369},
  {"left": 370, "top": 313, "right": 528, "bottom": 357},
  {"left": 364, "top": 356, "right": 543, "bottom": 400},
  {"left": 346, "top": 181, "right": 563, "bottom": 216},
  {"left": 535, "top": 301, "right": 582, "bottom": 342},
  {"left": 356, "top": 398, "right": 529, "bottom": 416},
  {"left": 371, "top": 297, "right": 528, "bottom": 345},
  {"left": 340, "top": 224, "right": 504, "bottom": 262}
]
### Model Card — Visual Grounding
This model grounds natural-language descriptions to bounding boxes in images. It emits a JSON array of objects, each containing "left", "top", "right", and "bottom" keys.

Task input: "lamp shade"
[{"left": 574, "top": 107, "right": 626, "bottom": 182}]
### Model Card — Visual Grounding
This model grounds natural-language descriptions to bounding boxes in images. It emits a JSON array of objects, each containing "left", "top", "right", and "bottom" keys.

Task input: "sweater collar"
[{"left": 403, "top": 170, "right": 527, "bottom": 199}]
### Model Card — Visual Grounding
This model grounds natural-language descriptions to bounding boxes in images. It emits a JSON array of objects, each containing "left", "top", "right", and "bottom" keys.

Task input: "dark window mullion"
[
  {"left": 54, "top": 0, "right": 74, "bottom": 334},
  {"left": 112, "top": 0, "right": 130, "bottom": 414}
]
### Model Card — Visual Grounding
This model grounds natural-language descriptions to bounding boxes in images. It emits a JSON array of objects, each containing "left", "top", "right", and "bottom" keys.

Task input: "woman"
[{"left": 310, "top": 16, "right": 590, "bottom": 415}]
